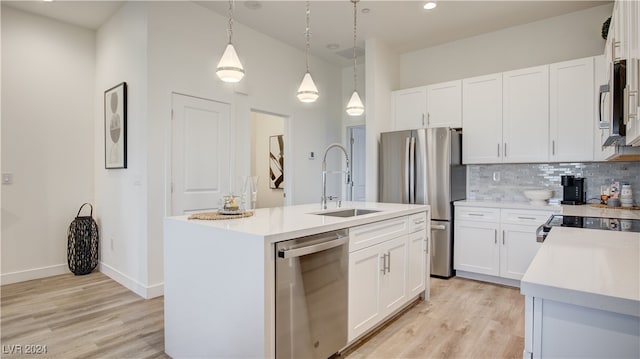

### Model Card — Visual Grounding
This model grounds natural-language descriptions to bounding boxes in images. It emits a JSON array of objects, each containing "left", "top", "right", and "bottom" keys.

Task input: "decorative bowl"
[{"left": 523, "top": 189, "right": 553, "bottom": 206}]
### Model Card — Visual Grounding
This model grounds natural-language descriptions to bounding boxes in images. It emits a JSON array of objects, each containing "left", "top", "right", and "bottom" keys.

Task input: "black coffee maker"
[{"left": 561, "top": 175, "right": 586, "bottom": 205}]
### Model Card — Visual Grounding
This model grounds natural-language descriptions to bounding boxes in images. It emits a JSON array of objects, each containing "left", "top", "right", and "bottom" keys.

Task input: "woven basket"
[{"left": 67, "top": 203, "right": 99, "bottom": 275}]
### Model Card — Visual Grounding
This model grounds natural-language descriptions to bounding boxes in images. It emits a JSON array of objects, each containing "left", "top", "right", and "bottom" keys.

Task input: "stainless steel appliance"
[
  {"left": 379, "top": 128, "right": 466, "bottom": 278},
  {"left": 536, "top": 215, "right": 640, "bottom": 242},
  {"left": 560, "top": 175, "right": 586, "bottom": 205},
  {"left": 275, "top": 229, "right": 348, "bottom": 359}
]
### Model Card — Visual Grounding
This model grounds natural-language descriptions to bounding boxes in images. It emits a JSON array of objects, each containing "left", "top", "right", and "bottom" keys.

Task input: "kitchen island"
[
  {"left": 164, "top": 202, "right": 430, "bottom": 358},
  {"left": 521, "top": 227, "right": 640, "bottom": 358}
]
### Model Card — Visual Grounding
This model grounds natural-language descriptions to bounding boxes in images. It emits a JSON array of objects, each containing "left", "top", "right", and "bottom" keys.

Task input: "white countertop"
[
  {"left": 521, "top": 226, "right": 640, "bottom": 317},
  {"left": 455, "top": 200, "right": 640, "bottom": 219},
  {"left": 166, "top": 201, "right": 429, "bottom": 243}
]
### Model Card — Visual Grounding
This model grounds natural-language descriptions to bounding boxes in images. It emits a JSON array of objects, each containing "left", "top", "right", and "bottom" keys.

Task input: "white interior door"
[
  {"left": 172, "top": 94, "right": 230, "bottom": 215},
  {"left": 348, "top": 125, "right": 366, "bottom": 201}
]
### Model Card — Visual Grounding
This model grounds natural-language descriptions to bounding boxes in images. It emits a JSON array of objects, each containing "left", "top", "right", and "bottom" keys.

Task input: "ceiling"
[{"left": 4, "top": 1, "right": 611, "bottom": 66}]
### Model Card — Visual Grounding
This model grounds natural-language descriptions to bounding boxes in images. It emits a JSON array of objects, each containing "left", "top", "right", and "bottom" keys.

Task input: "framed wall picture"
[
  {"left": 104, "top": 82, "right": 127, "bottom": 169},
  {"left": 269, "top": 135, "right": 284, "bottom": 189}
]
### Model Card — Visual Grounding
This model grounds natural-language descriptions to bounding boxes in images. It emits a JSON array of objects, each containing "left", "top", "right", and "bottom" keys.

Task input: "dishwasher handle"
[{"left": 278, "top": 235, "right": 348, "bottom": 259}]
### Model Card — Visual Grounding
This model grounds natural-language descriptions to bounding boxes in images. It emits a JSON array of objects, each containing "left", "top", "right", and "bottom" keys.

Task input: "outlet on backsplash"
[{"left": 467, "top": 162, "right": 640, "bottom": 204}]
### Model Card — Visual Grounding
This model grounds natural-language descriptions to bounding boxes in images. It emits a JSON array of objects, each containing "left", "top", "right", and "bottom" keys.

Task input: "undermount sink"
[{"left": 313, "top": 208, "right": 381, "bottom": 218}]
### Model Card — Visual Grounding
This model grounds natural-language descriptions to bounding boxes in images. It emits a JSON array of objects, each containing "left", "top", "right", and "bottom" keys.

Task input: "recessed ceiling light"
[
  {"left": 326, "top": 43, "right": 340, "bottom": 50},
  {"left": 361, "top": 8, "right": 370, "bottom": 14},
  {"left": 423, "top": 2, "right": 437, "bottom": 10},
  {"left": 244, "top": 1, "right": 262, "bottom": 10}
]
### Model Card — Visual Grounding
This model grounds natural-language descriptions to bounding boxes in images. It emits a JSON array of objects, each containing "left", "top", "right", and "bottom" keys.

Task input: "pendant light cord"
[
  {"left": 227, "top": 0, "right": 234, "bottom": 44},
  {"left": 352, "top": 0, "right": 358, "bottom": 92},
  {"left": 305, "top": 1, "right": 311, "bottom": 72}
]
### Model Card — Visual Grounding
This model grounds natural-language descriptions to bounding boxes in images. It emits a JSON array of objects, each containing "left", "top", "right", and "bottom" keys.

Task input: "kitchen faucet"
[{"left": 321, "top": 143, "right": 351, "bottom": 210}]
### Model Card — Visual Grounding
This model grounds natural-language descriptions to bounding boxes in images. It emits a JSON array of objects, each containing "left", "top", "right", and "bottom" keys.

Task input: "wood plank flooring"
[{"left": 1, "top": 273, "right": 523, "bottom": 358}]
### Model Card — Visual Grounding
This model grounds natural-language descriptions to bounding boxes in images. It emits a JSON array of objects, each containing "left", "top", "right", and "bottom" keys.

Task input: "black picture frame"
[{"left": 104, "top": 82, "right": 127, "bottom": 169}]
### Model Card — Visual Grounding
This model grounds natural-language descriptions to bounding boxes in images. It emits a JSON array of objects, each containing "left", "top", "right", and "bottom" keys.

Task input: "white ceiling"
[{"left": 4, "top": 0, "right": 610, "bottom": 66}]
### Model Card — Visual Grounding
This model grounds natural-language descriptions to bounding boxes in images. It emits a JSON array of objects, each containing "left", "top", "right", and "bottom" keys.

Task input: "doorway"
[
  {"left": 250, "top": 111, "right": 286, "bottom": 208},
  {"left": 347, "top": 125, "right": 366, "bottom": 201}
]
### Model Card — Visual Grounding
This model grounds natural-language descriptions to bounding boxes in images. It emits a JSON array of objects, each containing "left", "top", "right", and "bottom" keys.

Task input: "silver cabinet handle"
[
  {"left": 497, "top": 143, "right": 500, "bottom": 157},
  {"left": 414, "top": 219, "right": 426, "bottom": 224},
  {"left": 432, "top": 224, "right": 446, "bottom": 230},
  {"left": 468, "top": 213, "right": 484, "bottom": 217},
  {"left": 380, "top": 254, "right": 386, "bottom": 275},
  {"left": 517, "top": 216, "right": 537, "bottom": 220},
  {"left": 427, "top": 112, "right": 431, "bottom": 127},
  {"left": 422, "top": 113, "right": 425, "bottom": 127},
  {"left": 504, "top": 143, "right": 507, "bottom": 157},
  {"left": 502, "top": 230, "right": 505, "bottom": 245},
  {"left": 386, "top": 252, "right": 391, "bottom": 273},
  {"left": 494, "top": 229, "right": 497, "bottom": 244},
  {"left": 552, "top": 140, "right": 555, "bottom": 156},
  {"left": 278, "top": 235, "right": 348, "bottom": 259}
]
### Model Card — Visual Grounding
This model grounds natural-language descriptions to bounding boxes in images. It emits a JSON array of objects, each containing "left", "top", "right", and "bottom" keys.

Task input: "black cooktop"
[{"left": 542, "top": 215, "right": 640, "bottom": 233}]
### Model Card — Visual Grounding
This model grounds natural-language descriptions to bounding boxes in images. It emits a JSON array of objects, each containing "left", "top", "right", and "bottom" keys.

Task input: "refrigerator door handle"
[
  {"left": 404, "top": 137, "right": 410, "bottom": 204},
  {"left": 409, "top": 137, "right": 416, "bottom": 204}
]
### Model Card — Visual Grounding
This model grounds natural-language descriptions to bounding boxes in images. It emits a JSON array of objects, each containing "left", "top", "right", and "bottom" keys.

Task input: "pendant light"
[
  {"left": 297, "top": 1, "right": 319, "bottom": 103},
  {"left": 216, "top": 0, "right": 245, "bottom": 83},
  {"left": 346, "top": 0, "right": 364, "bottom": 116}
]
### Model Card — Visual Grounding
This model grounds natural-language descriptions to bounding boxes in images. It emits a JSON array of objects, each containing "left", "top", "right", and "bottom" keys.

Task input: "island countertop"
[
  {"left": 165, "top": 201, "right": 429, "bottom": 243},
  {"left": 521, "top": 226, "right": 640, "bottom": 317}
]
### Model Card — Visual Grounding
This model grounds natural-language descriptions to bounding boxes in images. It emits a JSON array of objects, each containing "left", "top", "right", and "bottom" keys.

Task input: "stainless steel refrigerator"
[{"left": 379, "top": 128, "right": 466, "bottom": 278}]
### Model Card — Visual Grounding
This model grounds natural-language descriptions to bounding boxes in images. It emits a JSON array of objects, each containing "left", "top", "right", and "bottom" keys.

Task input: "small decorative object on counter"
[
  {"left": 67, "top": 203, "right": 99, "bottom": 275},
  {"left": 620, "top": 183, "right": 633, "bottom": 207},
  {"left": 220, "top": 194, "right": 243, "bottom": 214}
]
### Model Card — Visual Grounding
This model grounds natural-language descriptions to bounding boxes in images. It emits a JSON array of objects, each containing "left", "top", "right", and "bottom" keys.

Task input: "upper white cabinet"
[
  {"left": 549, "top": 57, "right": 595, "bottom": 162},
  {"left": 625, "top": 0, "right": 640, "bottom": 146},
  {"left": 391, "top": 86, "right": 427, "bottom": 130},
  {"left": 462, "top": 73, "right": 503, "bottom": 164},
  {"left": 426, "top": 80, "right": 462, "bottom": 128},
  {"left": 502, "top": 65, "right": 550, "bottom": 163},
  {"left": 391, "top": 80, "right": 462, "bottom": 130}
]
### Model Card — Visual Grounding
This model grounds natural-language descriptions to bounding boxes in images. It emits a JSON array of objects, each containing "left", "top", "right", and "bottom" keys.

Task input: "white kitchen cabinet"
[
  {"left": 549, "top": 57, "right": 595, "bottom": 162},
  {"left": 454, "top": 205, "right": 557, "bottom": 285},
  {"left": 625, "top": 0, "right": 640, "bottom": 146},
  {"left": 462, "top": 73, "right": 503, "bottom": 164},
  {"left": 502, "top": 65, "right": 550, "bottom": 163},
  {"left": 348, "top": 240, "right": 384, "bottom": 340},
  {"left": 426, "top": 80, "right": 462, "bottom": 128},
  {"left": 391, "top": 86, "right": 427, "bottom": 130},
  {"left": 379, "top": 236, "right": 408, "bottom": 318}
]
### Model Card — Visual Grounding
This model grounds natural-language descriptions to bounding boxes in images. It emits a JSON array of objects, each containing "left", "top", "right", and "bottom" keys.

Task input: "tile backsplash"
[{"left": 467, "top": 162, "right": 640, "bottom": 205}]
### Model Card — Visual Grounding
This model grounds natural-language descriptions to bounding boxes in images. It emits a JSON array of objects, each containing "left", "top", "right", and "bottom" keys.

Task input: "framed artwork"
[
  {"left": 269, "top": 135, "right": 284, "bottom": 189},
  {"left": 104, "top": 82, "right": 127, "bottom": 169}
]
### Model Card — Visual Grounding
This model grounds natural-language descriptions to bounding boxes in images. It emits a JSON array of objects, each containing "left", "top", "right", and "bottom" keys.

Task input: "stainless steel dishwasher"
[{"left": 275, "top": 229, "right": 349, "bottom": 359}]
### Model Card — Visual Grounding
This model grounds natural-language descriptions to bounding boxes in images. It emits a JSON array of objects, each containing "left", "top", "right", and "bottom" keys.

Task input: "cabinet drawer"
[
  {"left": 500, "top": 209, "right": 556, "bottom": 225},
  {"left": 350, "top": 217, "right": 409, "bottom": 252},
  {"left": 455, "top": 207, "right": 500, "bottom": 222},
  {"left": 409, "top": 212, "right": 428, "bottom": 233}
]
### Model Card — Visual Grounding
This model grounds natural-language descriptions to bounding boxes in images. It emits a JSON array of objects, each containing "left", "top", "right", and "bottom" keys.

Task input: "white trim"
[
  {"left": 455, "top": 270, "right": 521, "bottom": 287},
  {"left": 99, "top": 262, "right": 163, "bottom": 299},
  {"left": 0, "top": 264, "right": 68, "bottom": 285}
]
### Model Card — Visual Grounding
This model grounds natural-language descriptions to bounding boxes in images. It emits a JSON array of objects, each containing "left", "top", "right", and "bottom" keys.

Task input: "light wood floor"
[{"left": 1, "top": 273, "right": 523, "bottom": 358}]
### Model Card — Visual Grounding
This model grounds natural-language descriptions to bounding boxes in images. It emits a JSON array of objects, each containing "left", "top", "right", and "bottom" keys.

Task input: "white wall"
[
  {"left": 94, "top": 2, "right": 150, "bottom": 296},
  {"left": 365, "top": 38, "right": 399, "bottom": 202},
  {"left": 399, "top": 4, "right": 613, "bottom": 88},
  {"left": 251, "top": 112, "right": 284, "bottom": 209},
  {"left": 1, "top": 6, "right": 95, "bottom": 283}
]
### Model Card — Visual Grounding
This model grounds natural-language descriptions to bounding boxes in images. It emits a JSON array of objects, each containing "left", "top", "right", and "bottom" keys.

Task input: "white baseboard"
[
  {"left": 98, "top": 262, "right": 164, "bottom": 299},
  {"left": 456, "top": 270, "right": 520, "bottom": 288},
  {"left": 1, "top": 264, "right": 69, "bottom": 285}
]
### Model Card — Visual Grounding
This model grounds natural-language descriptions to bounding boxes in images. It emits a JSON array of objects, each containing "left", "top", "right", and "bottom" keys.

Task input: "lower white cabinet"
[
  {"left": 454, "top": 205, "right": 556, "bottom": 285},
  {"left": 347, "top": 212, "right": 429, "bottom": 342}
]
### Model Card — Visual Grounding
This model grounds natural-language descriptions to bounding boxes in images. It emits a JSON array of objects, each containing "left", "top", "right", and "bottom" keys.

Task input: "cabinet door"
[
  {"left": 612, "top": 1, "right": 626, "bottom": 63},
  {"left": 594, "top": 55, "right": 616, "bottom": 160},
  {"left": 348, "top": 243, "right": 383, "bottom": 341},
  {"left": 453, "top": 220, "right": 499, "bottom": 276},
  {"left": 500, "top": 224, "right": 542, "bottom": 280},
  {"left": 549, "top": 57, "right": 595, "bottom": 162},
  {"left": 462, "top": 73, "right": 503, "bottom": 164},
  {"left": 626, "top": 0, "right": 640, "bottom": 146},
  {"left": 503, "top": 65, "right": 550, "bottom": 163},
  {"left": 426, "top": 80, "right": 462, "bottom": 128},
  {"left": 392, "top": 87, "right": 427, "bottom": 130},
  {"left": 407, "top": 230, "right": 426, "bottom": 298},
  {"left": 380, "top": 236, "right": 407, "bottom": 318}
]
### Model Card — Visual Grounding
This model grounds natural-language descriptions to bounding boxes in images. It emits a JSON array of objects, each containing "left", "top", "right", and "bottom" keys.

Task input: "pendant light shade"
[
  {"left": 346, "top": 0, "right": 364, "bottom": 116},
  {"left": 216, "top": 43, "right": 245, "bottom": 83},
  {"left": 297, "top": 72, "right": 319, "bottom": 102},
  {"left": 346, "top": 90, "right": 364, "bottom": 116},
  {"left": 216, "top": 0, "right": 244, "bottom": 83},
  {"left": 297, "top": 2, "right": 319, "bottom": 103}
]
